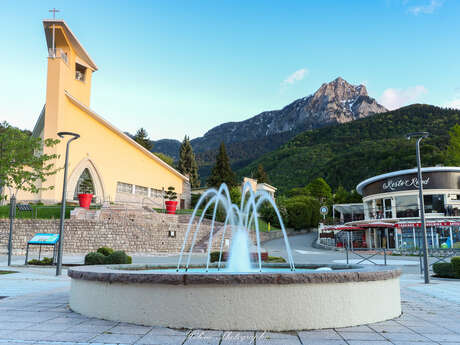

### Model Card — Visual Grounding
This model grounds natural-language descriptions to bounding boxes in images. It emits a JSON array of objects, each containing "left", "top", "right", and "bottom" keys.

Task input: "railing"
[
  {"left": 345, "top": 247, "right": 389, "bottom": 266},
  {"left": 48, "top": 48, "right": 68, "bottom": 64}
]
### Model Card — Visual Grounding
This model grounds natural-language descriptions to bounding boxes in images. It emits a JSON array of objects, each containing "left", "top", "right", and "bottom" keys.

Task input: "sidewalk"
[{"left": 0, "top": 265, "right": 459, "bottom": 344}]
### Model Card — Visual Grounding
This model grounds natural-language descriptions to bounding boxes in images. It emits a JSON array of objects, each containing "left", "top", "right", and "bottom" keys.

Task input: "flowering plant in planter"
[{"left": 164, "top": 186, "right": 178, "bottom": 214}]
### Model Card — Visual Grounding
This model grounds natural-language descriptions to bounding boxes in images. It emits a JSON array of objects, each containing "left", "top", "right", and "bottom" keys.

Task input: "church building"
[{"left": 18, "top": 20, "right": 189, "bottom": 208}]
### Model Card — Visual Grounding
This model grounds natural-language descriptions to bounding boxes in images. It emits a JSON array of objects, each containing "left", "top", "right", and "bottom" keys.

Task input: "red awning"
[{"left": 357, "top": 222, "right": 395, "bottom": 228}]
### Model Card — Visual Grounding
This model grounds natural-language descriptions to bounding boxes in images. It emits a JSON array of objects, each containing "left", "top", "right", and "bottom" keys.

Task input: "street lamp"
[
  {"left": 56, "top": 132, "right": 80, "bottom": 276},
  {"left": 406, "top": 131, "right": 430, "bottom": 284}
]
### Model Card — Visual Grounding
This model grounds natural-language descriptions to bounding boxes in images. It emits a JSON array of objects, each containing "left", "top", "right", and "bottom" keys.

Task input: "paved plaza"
[{"left": 0, "top": 234, "right": 459, "bottom": 345}]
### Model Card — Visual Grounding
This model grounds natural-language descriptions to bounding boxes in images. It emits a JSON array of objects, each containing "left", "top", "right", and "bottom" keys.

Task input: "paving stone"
[
  {"left": 339, "top": 332, "right": 386, "bottom": 340},
  {"left": 299, "top": 340, "right": 347, "bottom": 345},
  {"left": 6, "top": 330, "right": 56, "bottom": 341},
  {"left": 383, "top": 332, "right": 432, "bottom": 342},
  {"left": 423, "top": 333, "right": 460, "bottom": 342},
  {"left": 256, "top": 338, "right": 302, "bottom": 345},
  {"left": 347, "top": 341, "right": 394, "bottom": 345},
  {"left": 370, "top": 324, "right": 413, "bottom": 333},
  {"left": 43, "top": 331, "right": 100, "bottom": 342},
  {"left": 189, "top": 330, "right": 223, "bottom": 338},
  {"left": 256, "top": 332, "right": 298, "bottom": 339},
  {"left": 183, "top": 336, "right": 221, "bottom": 345},
  {"left": 393, "top": 341, "right": 438, "bottom": 345},
  {"left": 65, "top": 324, "right": 116, "bottom": 333},
  {"left": 298, "top": 329, "right": 342, "bottom": 340},
  {"left": 135, "top": 334, "right": 187, "bottom": 345},
  {"left": 109, "top": 324, "right": 152, "bottom": 335},
  {"left": 335, "top": 325, "right": 374, "bottom": 332},
  {"left": 140, "top": 327, "right": 189, "bottom": 337},
  {"left": 0, "top": 322, "right": 36, "bottom": 330},
  {"left": 90, "top": 333, "right": 142, "bottom": 344}
]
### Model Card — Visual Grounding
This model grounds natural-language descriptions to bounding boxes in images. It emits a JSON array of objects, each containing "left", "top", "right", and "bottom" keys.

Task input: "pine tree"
[
  {"left": 207, "top": 142, "right": 236, "bottom": 188},
  {"left": 134, "top": 128, "right": 153, "bottom": 151},
  {"left": 253, "top": 164, "right": 270, "bottom": 184},
  {"left": 178, "top": 136, "right": 200, "bottom": 187}
]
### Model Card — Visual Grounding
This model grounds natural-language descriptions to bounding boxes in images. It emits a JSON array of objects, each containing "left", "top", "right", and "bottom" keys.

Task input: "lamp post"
[
  {"left": 56, "top": 132, "right": 80, "bottom": 276},
  {"left": 406, "top": 132, "right": 430, "bottom": 284}
]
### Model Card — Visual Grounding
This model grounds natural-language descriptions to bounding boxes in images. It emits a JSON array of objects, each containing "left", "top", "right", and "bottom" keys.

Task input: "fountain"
[{"left": 68, "top": 183, "right": 401, "bottom": 331}]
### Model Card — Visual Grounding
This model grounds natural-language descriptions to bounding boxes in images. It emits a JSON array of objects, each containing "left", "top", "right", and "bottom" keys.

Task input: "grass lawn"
[
  {"left": 0, "top": 204, "right": 100, "bottom": 219},
  {"left": 0, "top": 270, "right": 17, "bottom": 275}
]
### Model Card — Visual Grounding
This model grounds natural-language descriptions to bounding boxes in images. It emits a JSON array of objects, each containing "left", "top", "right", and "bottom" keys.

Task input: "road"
[{"left": 0, "top": 231, "right": 439, "bottom": 275}]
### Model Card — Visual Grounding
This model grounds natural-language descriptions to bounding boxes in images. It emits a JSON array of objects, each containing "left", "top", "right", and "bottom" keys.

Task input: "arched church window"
[{"left": 74, "top": 168, "right": 95, "bottom": 200}]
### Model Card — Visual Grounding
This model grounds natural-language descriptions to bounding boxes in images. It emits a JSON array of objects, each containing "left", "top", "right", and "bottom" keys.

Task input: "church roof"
[
  {"left": 43, "top": 20, "right": 98, "bottom": 71},
  {"left": 64, "top": 91, "right": 188, "bottom": 182}
]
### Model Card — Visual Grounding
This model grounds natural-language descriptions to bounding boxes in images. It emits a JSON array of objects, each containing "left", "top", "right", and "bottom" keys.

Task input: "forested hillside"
[{"left": 238, "top": 105, "right": 460, "bottom": 194}]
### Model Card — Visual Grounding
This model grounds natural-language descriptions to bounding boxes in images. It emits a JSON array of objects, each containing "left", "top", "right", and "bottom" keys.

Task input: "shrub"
[
  {"left": 97, "top": 247, "right": 114, "bottom": 256},
  {"left": 104, "top": 251, "right": 131, "bottom": 264},
  {"left": 284, "top": 195, "right": 321, "bottom": 230},
  {"left": 433, "top": 262, "right": 455, "bottom": 278},
  {"left": 127, "top": 255, "right": 132, "bottom": 264},
  {"left": 28, "top": 257, "right": 53, "bottom": 265},
  {"left": 191, "top": 193, "right": 201, "bottom": 208},
  {"left": 259, "top": 197, "right": 289, "bottom": 228},
  {"left": 451, "top": 257, "right": 460, "bottom": 278},
  {"left": 84, "top": 252, "right": 105, "bottom": 265},
  {"left": 210, "top": 251, "right": 221, "bottom": 263},
  {"left": 266, "top": 256, "right": 286, "bottom": 263}
]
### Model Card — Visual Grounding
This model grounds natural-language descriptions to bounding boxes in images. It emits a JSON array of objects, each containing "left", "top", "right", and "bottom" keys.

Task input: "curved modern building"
[{"left": 327, "top": 167, "right": 460, "bottom": 250}]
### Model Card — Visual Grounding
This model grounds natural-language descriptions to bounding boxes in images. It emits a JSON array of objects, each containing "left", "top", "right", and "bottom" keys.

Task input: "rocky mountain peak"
[{"left": 157, "top": 77, "right": 388, "bottom": 157}]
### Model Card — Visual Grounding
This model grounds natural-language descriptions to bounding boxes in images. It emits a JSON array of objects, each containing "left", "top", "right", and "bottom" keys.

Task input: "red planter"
[
  {"left": 165, "top": 200, "right": 178, "bottom": 214},
  {"left": 78, "top": 193, "right": 93, "bottom": 209}
]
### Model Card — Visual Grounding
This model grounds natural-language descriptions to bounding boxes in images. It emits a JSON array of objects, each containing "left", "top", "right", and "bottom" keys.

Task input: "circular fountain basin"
[{"left": 68, "top": 264, "right": 401, "bottom": 331}]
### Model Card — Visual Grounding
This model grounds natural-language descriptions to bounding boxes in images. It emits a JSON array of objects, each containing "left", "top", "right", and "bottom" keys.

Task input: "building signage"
[
  {"left": 382, "top": 177, "right": 430, "bottom": 192},
  {"left": 362, "top": 171, "right": 460, "bottom": 196},
  {"left": 396, "top": 222, "right": 450, "bottom": 228}
]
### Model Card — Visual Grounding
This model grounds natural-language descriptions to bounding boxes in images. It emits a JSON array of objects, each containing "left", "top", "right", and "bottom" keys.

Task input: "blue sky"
[{"left": 1, "top": 0, "right": 459, "bottom": 140}]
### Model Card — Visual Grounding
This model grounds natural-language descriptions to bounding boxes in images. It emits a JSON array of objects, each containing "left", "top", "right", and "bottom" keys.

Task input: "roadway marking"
[{"left": 295, "top": 250, "right": 324, "bottom": 255}]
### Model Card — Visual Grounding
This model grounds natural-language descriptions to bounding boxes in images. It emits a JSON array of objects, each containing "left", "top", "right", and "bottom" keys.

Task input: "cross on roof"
[{"left": 49, "top": 8, "right": 60, "bottom": 19}]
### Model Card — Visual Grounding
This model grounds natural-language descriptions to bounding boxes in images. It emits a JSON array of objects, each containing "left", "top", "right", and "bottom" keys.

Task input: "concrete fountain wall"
[{"left": 68, "top": 264, "right": 401, "bottom": 331}]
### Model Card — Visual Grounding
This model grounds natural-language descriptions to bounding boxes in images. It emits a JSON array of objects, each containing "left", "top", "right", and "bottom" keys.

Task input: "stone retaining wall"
[{"left": 0, "top": 217, "right": 311, "bottom": 256}]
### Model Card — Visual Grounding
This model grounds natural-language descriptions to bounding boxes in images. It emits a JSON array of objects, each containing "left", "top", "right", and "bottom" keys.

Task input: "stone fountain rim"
[{"left": 68, "top": 264, "right": 401, "bottom": 285}]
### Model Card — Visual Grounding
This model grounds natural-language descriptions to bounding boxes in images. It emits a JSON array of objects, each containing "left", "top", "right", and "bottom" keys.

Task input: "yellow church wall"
[{"left": 37, "top": 96, "right": 185, "bottom": 204}]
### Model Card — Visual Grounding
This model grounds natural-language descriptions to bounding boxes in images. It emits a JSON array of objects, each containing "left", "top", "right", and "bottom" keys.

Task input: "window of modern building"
[
  {"left": 395, "top": 195, "right": 419, "bottom": 218},
  {"left": 424, "top": 194, "right": 445, "bottom": 214},
  {"left": 135, "top": 185, "right": 148, "bottom": 196},
  {"left": 117, "top": 182, "right": 133, "bottom": 194},
  {"left": 150, "top": 188, "right": 163, "bottom": 198}
]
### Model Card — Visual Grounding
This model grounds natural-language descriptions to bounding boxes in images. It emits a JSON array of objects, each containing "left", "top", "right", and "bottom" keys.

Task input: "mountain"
[
  {"left": 152, "top": 139, "right": 181, "bottom": 159},
  {"left": 191, "top": 77, "right": 386, "bottom": 152},
  {"left": 238, "top": 104, "right": 460, "bottom": 194},
  {"left": 153, "top": 77, "right": 387, "bottom": 182}
]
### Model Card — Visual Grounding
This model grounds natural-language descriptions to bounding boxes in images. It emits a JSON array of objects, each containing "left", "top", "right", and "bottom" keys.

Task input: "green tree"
[
  {"left": 134, "top": 128, "right": 153, "bottom": 151},
  {"left": 333, "top": 185, "right": 350, "bottom": 204},
  {"left": 253, "top": 164, "right": 270, "bottom": 184},
  {"left": 154, "top": 152, "right": 174, "bottom": 166},
  {"left": 0, "top": 122, "right": 60, "bottom": 198},
  {"left": 305, "top": 177, "right": 332, "bottom": 203},
  {"left": 207, "top": 142, "right": 236, "bottom": 188},
  {"left": 178, "top": 135, "right": 200, "bottom": 188},
  {"left": 0, "top": 122, "right": 60, "bottom": 266},
  {"left": 445, "top": 124, "right": 460, "bottom": 165}
]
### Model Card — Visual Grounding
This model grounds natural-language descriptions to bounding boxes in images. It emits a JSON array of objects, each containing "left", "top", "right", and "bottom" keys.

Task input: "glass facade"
[{"left": 395, "top": 195, "right": 419, "bottom": 218}]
